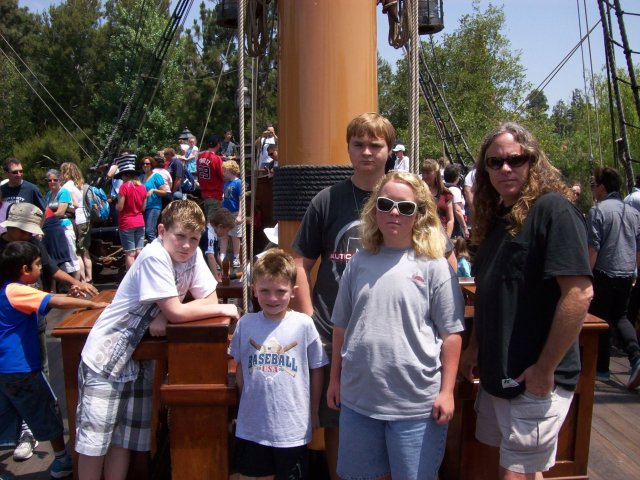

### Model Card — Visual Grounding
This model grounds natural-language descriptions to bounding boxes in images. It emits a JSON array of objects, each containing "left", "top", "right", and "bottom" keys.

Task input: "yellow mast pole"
[{"left": 277, "top": 0, "right": 379, "bottom": 251}]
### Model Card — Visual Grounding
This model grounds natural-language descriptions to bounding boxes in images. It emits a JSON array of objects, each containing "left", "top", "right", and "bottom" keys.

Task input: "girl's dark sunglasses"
[
  {"left": 376, "top": 197, "right": 418, "bottom": 216},
  {"left": 485, "top": 154, "right": 530, "bottom": 170}
]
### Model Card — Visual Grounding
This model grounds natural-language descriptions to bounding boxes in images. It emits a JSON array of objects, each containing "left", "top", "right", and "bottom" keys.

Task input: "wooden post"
[
  {"left": 277, "top": 0, "right": 378, "bottom": 252},
  {"left": 160, "top": 317, "right": 236, "bottom": 480}
]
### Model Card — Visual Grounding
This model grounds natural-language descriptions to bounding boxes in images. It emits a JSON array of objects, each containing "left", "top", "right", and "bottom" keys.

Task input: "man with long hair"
[{"left": 460, "top": 122, "right": 593, "bottom": 480}]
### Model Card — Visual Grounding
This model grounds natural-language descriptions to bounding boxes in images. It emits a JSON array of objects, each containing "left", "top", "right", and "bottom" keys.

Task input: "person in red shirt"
[
  {"left": 115, "top": 154, "right": 147, "bottom": 271},
  {"left": 197, "top": 136, "right": 224, "bottom": 220}
]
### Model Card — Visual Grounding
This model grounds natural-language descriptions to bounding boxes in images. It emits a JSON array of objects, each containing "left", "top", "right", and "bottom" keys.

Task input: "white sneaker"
[
  {"left": 232, "top": 258, "right": 241, "bottom": 268},
  {"left": 13, "top": 432, "right": 38, "bottom": 461}
]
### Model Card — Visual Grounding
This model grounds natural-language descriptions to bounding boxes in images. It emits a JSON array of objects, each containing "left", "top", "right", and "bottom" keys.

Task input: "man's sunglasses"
[
  {"left": 485, "top": 154, "right": 530, "bottom": 170},
  {"left": 376, "top": 197, "right": 418, "bottom": 216}
]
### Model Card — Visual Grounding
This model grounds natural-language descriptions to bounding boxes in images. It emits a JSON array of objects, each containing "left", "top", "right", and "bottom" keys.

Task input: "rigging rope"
[
  {"left": 199, "top": 37, "right": 234, "bottom": 150},
  {"left": 583, "top": 0, "right": 605, "bottom": 166},
  {"left": 247, "top": 0, "right": 271, "bottom": 57},
  {"left": 249, "top": 56, "right": 258, "bottom": 275},
  {"left": 238, "top": 0, "right": 249, "bottom": 314},
  {"left": 514, "top": 21, "right": 601, "bottom": 114},
  {"left": 136, "top": 0, "right": 195, "bottom": 135},
  {"left": 0, "top": 31, "right": 99, "bottom": 154},
  {"left": 576, "top": 0, "right": 596, "bottom": 165},
  {"left": 408, "top": 0, "right": 420, "bottom": 173},
  {"left": 381, "top": 0, "right": 410, "bottom": 49},
  {"left": 0, "top": 43, "right": 94, "bottom": 161}
]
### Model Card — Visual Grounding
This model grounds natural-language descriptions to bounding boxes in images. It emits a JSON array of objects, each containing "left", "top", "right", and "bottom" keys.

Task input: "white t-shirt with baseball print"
[{"left": 229, "top": 310, "right": 328, "bottom": 447}]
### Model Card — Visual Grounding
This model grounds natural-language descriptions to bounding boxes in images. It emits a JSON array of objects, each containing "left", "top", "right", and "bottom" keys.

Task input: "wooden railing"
[
  {"left": 52, "top": 290, "right": 236, "bottom": 480},
  {"left": 54, "top": 284, "right": 607, "bottom": 480}
]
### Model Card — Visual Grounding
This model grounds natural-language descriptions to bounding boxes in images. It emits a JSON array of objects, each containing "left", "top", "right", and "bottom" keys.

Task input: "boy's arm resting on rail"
[
  {"left": 47, "top": 294, "right": 108, "bottom": 310},
  {"left": 155, "top": 293, "right": 239, "bottom": 324}
]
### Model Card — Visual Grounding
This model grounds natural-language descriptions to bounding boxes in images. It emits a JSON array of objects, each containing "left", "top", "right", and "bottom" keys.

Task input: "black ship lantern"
[{"left": 418, "top": 0, "right": 444, "bottom": 35}]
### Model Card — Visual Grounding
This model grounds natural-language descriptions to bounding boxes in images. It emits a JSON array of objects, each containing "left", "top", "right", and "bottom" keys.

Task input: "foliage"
[
  {"left": 11, "top": 126, "right": 90, "bottom": 191},
  {"left": 0, "top": 55, "right": 33, "bottom": 156},
  {"left": 379, "top": 1, "right": 528, "bottom": 164},
  {"left": 1, "top": 0, "right": 637, "bottom": 206}
]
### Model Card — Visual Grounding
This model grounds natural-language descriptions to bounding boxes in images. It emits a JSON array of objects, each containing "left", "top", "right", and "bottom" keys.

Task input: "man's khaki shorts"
[{"left": 475, "top": 385, "right": 573, "bottom": 474}]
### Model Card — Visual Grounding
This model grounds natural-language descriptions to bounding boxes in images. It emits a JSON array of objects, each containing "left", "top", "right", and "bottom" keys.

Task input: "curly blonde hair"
[
  {"left": 60, "top": 162, "right": 85, "bottom": 188},
  {"left": 473, "top": 122, "right": 570, "bottom": 245},
  {"left": 361, "top": 172, "right": 446, "bottom": 258}
]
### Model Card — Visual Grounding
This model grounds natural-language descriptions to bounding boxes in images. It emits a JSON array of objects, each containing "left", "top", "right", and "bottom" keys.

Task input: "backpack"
[
  {"left": 181, "top": 167, "right": 196, "bottom": 193},
  {"left": 83, "top": 184, "right": 110, "bottom": 223}
]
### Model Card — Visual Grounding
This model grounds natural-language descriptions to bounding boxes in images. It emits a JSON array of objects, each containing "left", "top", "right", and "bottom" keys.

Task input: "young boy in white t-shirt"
[
  {"left": 75, "top": 200, "right": 238, "bottom": 480},
  {"left": 229, "top": 249, "right": 328, "bottom": 479}
]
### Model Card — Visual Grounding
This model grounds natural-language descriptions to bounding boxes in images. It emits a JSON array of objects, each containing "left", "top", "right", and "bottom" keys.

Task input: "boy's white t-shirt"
[
  {"left": 229, "top": 310, "right": 328, "bottom": 447},
  {"left": 82, "top": 238, "right": 216, "bottom": 382}
]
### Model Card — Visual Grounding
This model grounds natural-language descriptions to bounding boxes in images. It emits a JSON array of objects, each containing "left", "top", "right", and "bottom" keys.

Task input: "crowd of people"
[{"left": 1, "top": 113, "right": 639, "bottom": 480}]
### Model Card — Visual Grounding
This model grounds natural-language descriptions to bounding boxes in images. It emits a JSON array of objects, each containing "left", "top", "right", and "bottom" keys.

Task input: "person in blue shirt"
[
  {"left": 0, "top": 241, "right": 106, "bottom": 478},
  {"left": 221, "top": 160, "right": 243, "bottom": 269},
  {"left": 454, "top": 236, "right": 472, "bottom": 278}
]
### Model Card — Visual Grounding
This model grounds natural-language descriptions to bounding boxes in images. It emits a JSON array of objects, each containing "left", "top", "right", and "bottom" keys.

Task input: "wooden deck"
[{"left": 2, "top": 304, "right": 639, "bottom": 479}]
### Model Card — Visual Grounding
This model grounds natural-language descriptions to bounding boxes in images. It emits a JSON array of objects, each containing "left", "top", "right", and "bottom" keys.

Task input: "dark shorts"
[
  {"left": 76, "top": 222, "right": 91, "bottom": 252},
  {"left": 0, "top": 371, "right": 63, "bottom": 446},
  {"left": 201, "top": 198, "right": 221, "bottom": 223},
  {"left": 235, "top": 437, "right": 308, "bottom": 479}
]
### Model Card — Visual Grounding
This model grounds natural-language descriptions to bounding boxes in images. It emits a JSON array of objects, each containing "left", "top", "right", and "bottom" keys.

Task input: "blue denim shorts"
[
  {"left": 0, "top": 371, "right": 63, "bottom": 446},
  {"left": 119, "top": 226, "right": 145, "bottom": 252},
  {"left": 338, "top": 405, "right": 448, "bottom": 480}
]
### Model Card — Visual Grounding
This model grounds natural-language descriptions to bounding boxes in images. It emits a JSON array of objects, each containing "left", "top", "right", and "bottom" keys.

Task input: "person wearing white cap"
[{"left": 392, "top": 144, "right": 410, "bottom": 172}]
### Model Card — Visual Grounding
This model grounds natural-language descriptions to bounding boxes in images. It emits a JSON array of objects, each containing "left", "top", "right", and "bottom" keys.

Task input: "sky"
[{"left": 18, "top": 0, "right": 640, "bottom": 109}]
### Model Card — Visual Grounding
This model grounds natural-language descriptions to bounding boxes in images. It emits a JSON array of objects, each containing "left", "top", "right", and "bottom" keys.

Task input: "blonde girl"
[{"left": 327, "top": 172, "right": 464, "bottom": 480}]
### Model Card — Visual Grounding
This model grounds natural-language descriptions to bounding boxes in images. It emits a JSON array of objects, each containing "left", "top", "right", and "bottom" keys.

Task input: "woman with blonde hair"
[
  {"left": 327, "top": 171, "right": 464, "bottom": 480},
  {"left": 422, "top": 159, "right": 454, "bottom": 237},
  {"left": 61, "top": 162, "right": 92, "bottom": 283}
]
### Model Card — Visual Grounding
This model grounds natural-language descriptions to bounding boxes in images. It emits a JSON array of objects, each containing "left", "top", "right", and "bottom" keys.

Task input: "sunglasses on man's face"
[
  {"left": 485, "top": 154, "right": 530, "bottom": 170},
  {"left": 376, "top": 197, "right": 418, "bottom": 216}
]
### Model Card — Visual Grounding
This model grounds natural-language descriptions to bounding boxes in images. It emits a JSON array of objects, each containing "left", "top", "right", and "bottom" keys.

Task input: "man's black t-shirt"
[
  {"left": 473, "top": 192, "right": 592, "bottom": 399},
  {"left": 292, "top": 179, "right": 370, "bottom": 351}
]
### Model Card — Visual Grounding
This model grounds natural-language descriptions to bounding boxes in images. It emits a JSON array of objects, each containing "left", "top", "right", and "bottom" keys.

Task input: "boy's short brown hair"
[
  {"left": 160, "top": 200, "right": 205, "bottom": 232},
  {"left": 346, "top": 112, "right": 396, "bottom": 150},
  {"left": 252, "top": 248, "right": 297, "bottom": 286},
  {"left": 222, "top": 160, "right": 240, "bottom": 176},
  {"left": 209, "top": 207, "right": 235, "bottom": 229}
]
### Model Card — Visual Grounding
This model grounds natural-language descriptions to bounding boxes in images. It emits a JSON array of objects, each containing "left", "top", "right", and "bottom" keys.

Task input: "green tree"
[
  {"left": 93, "top": 0, "right": 187, "bottom": 156},
  {"left": 38, "top": 0, "right": 104, "bottom": 131},
  {"left": 377, "top": 2, "right": 528, "bottom": 164},
  {"left": 525, "top": 89, "right": 549, "bottom": 118},
  {"left": 0, "top": 55, "right": 33, "bottom": 156}
]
